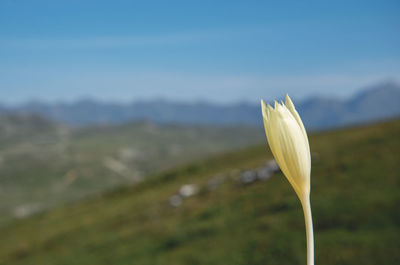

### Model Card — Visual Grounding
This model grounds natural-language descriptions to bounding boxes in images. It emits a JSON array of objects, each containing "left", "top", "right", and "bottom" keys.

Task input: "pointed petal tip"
[
  {"left": 261, "top": 100, "right": 269, "bottom": 119},
  {"left": 260, "top": 99, "right": 266, "bottom": 107},
  {"left": 285, "top": 93, "right": 293, "bottom": 105},
  {"left": 285, "top": 94, "right": 297, "bottom": 113}
]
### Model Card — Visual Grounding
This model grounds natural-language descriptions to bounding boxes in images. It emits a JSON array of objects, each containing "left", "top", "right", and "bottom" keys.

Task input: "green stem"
[{"left": 301, "top": 194, "right": 314, "bottom": 265}]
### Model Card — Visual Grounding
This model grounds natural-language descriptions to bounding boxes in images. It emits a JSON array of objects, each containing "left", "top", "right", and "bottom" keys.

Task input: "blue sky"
[{"left": 0, "top": 0, "right": 399, "bottom": 104}]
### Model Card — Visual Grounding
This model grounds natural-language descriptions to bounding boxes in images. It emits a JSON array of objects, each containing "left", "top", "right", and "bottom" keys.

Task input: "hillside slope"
[
  {"left": 0, "top": 119, "right": 399, "bottom": 265},
  {"left": 0, "top": 114, "right": 263, "bottom": 224}
]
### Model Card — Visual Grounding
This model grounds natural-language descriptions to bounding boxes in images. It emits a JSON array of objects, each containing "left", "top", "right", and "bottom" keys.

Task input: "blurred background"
[{"left": 0, "top": 1, "right": 399, "bottom": 264}]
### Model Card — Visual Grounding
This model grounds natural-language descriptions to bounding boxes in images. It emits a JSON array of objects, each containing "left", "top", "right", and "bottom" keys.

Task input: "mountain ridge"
[{"left": 1, "top": 80, "right": 399, "bottom": 129}]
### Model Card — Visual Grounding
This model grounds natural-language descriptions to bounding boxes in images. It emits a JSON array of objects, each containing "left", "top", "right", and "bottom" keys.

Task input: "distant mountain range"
[{"left": 1, "top": 81, "right": 400, "bottom": 129}]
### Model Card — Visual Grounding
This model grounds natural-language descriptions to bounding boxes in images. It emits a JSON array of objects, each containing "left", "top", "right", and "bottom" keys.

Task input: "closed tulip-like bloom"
[{"left": 261, "top": 94, "right": 314, "bottom": 265}]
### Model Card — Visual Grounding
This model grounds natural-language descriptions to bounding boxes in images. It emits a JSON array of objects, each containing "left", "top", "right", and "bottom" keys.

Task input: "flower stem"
[{"left": 301, "top": 194, "right": 314, "bottom": 265}]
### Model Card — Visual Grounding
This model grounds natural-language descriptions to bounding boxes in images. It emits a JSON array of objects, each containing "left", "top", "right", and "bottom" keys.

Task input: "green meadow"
[
  {"left": 0, "top": 119, "right": 399, "bottom": 265},
  {"left": 0, "top": 114, "right": 263, "bottom": 225}
]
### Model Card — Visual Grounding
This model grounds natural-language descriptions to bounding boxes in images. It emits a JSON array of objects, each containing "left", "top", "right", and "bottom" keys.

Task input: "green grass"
[
  {"left": 0, "top": 119, "right": 399, "bottom": 265},
  {"left": 0, "top": 115, "right": 263, "bottom": 224}
]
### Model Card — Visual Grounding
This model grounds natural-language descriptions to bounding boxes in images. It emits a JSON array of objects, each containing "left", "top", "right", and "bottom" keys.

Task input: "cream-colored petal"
[
  {"left": 282, "top": 105, "right": 311, "bottom": 173},
  {"left": 278, "top": 109, "right": 307, "bottom": 188},
  {"left": 285, "top": 94, "right": 309, "bottom": 146},
  {"left": 268, "top": 107, "right": 296, "bottom": 191},
  {"left": 261, "top": 100, "right": 268, "bottom": 120},
  {"left": 278, "top": 114, "right": 310, "bottom": 193},
  {"left": 275, "top": 118, "right": 303, "bottom": 196}
]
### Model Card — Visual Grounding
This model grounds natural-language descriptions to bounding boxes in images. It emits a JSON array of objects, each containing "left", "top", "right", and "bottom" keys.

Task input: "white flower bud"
[{"left": 261, "top": 94, "right": 311, "bottom": 199}]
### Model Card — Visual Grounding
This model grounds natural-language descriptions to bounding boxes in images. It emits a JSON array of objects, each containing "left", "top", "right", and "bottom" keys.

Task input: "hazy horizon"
[{"left": 1, "top": 78, "right": 398, "bottom": 108}]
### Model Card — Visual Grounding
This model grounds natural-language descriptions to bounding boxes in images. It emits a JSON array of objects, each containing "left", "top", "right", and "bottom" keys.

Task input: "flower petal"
[{"left": 285, "top": 94, "right": 309, "bottom": 147}]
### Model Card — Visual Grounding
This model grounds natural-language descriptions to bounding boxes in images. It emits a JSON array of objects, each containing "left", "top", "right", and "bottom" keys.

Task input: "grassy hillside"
[
  {"left": 0, "top": 113, "right": 264, "bottom": 225},
  {"left": 0, "top": 119, "right": 399, "bottom": 265}
]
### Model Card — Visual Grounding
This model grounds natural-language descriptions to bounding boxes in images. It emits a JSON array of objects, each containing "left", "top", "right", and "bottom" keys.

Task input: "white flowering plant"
[{"left": 261, "top": 94, "right": 314, "bottom": 265}]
